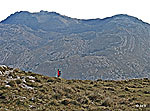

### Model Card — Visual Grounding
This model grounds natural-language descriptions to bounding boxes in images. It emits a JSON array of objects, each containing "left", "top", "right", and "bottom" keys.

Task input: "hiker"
[{"left": 57, "top": 69, "right": 61, "bottom": 77}]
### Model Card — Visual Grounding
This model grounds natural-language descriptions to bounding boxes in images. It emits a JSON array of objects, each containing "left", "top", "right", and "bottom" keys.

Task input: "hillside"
[
  {"left": 0, "top": 65, "right": 150, "bottom": 110},
  {"left": 1, "top": 11, "right": 150, "bottom": 80}
]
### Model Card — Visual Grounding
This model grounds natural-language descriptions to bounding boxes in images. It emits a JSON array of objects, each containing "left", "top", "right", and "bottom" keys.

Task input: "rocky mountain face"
[
  {"left": 0, "top": 65, "right": 150, "bottom": 110},
  {"left": 0, "top": 11, "right": 150, "bottom": 80}
]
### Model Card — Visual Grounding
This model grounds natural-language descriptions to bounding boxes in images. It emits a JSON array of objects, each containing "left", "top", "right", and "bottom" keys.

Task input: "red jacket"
[{"left": 57, "top": 69, "right": 61, "bottom": 77}]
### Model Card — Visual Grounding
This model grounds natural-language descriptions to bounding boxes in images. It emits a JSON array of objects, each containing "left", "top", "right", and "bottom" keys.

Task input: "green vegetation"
[{"left": 0, "top": 66, "right": 150, "bottom": 110}]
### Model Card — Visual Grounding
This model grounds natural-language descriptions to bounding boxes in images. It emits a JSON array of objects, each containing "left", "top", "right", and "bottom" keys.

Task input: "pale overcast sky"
[{"left": 0, "top": 0, "right": 150, "bottom": 23}]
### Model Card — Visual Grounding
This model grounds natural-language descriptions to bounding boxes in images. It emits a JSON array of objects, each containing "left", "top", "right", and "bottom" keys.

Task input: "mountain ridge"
[
  {"left": 1, "top": 11, "right": 148, "bottom": 24},
  {"left": 0, "top": 11, "right": 150, "bottom": 80}
]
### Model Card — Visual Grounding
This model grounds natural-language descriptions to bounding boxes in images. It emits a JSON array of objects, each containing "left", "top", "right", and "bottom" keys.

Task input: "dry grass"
[{"left": 0, "top": 66, "right": 150, "bottom": 111}]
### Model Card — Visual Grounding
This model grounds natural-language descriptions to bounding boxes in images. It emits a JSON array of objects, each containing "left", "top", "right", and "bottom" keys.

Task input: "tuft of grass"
[
  {"left": 8, "top": 80, "right": 17, "bottom": 87},
  {"left": 101, "top": 97, "right": 113, "bottom": 107}
]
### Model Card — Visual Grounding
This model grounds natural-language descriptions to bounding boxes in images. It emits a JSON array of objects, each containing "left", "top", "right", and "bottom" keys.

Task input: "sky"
[{"left": 0, "top": 0, "right": 150, "bottom": 23}]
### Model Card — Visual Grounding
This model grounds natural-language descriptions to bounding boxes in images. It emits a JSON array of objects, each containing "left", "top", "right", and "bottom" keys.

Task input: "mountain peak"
[
  {"left": 0, "top": 11, "right": 72, "bottom": 30},
  {"left": 39, "top": 10, "right": 60, "bottom": 15},
  {"left": 0, "top": 11, "right": 63, "bottom": 23},
  {"left": 112, "top": 14, "right": 146, "bottom": 23}
]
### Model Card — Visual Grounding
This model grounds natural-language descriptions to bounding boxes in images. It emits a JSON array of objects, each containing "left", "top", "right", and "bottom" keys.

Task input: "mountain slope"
[
  {"left": 0, "top": 11, "right": 150, "bottom": 80},
  {"left": 0, "top": 65, "right": 150, "bottom": 110}
]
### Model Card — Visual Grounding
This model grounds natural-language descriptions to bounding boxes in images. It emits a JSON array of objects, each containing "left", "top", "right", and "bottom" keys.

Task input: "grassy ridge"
[{"left": 0, "top": 66, "right": 150, "bottom": 111}]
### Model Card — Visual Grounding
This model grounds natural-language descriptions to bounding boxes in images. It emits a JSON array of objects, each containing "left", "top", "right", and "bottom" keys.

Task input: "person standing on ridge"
[{"left": 57, "top": 69, "right": 61, "bottom": 77}]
